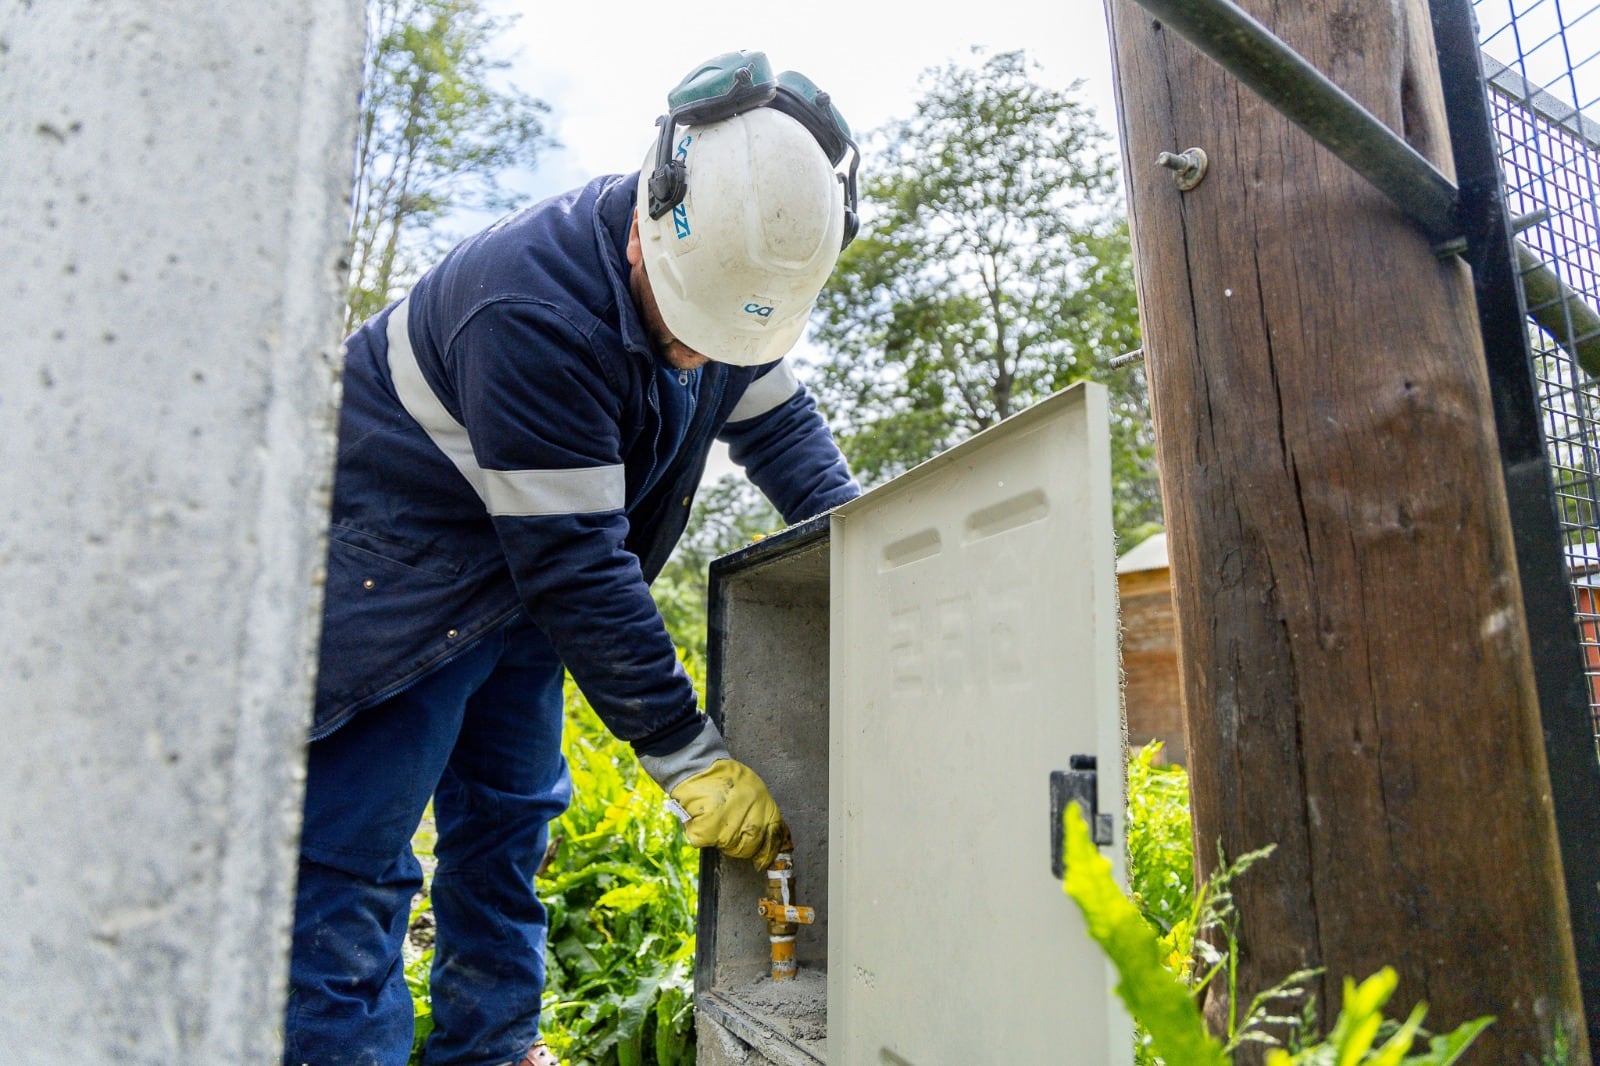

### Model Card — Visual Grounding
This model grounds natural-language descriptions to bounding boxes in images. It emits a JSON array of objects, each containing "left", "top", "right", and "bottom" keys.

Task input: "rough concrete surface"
[
  {"left": 713, "top": 579, "right": 831, "bottom": 984},
  {"left": 735, "top": 972, "right": 828, "bottom": 1042},
  {"left": 700, "top": 1013, "right": 765, "bottom": 1066},
  {"left": 702, "top": 537, "right": 833, "bottom": 1064},
  {"left": 698, "top": 971, "right": 828, "bottom": 1066},
  {"left": 0, "top": 1, "right": 363, "bottom": 1061}
]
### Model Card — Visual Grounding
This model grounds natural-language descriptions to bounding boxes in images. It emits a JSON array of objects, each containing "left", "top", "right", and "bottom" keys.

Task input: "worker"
[{"left": 282, "top": 51, "right": 861, "bottom": 1066}]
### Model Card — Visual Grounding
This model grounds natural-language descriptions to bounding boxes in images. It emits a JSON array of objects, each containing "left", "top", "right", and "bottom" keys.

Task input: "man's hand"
[
  {"left": 639, "top": 718, "right": 790, "bottom": 869},
  {"left": 668, "top": 758, "right": 789, "bottom": 870}
]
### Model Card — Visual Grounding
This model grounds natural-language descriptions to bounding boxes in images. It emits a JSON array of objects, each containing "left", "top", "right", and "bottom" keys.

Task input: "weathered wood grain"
[{"left": 1102, "top": 1, "right": 1589, "bottom": 1060}]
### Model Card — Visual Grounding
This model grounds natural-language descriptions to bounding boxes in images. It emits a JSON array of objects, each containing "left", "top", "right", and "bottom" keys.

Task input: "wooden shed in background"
[
  {"left": 1117, "top": 532, "right": 1186, "bottom": 763},
  {"left": 1568, "top": 543, "right": 1600, "bottom": 718}
]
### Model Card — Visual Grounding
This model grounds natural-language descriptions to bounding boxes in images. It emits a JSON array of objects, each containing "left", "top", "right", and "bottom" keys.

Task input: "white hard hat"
[{"left": 635, "top": 106, "right": 847, "bottom": 366}]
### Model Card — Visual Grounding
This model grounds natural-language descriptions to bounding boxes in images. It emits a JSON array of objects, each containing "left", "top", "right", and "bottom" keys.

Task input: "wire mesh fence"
[{"left": 1476, "top": 0, "right": 1600, "bottom": 735}]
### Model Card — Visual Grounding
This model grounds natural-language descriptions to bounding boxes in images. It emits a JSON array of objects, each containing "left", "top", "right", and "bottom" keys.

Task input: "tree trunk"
[{"left": 1102, "top": 0, "right": 1590, "bottom": 1061}]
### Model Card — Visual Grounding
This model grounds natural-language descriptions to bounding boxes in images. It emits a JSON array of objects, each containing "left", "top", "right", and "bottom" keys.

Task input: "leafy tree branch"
[
  {"left": 346, "top": 0, "right": 554, "bottom": 330},
  {"left": 810, "top": 49, "right": 1161, "bottom": 541}
]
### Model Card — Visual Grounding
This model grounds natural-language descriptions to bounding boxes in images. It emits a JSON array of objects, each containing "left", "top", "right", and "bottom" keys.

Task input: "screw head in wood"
[{"left": 1155, "top": 147, "right": 1208, "bottom": 191}]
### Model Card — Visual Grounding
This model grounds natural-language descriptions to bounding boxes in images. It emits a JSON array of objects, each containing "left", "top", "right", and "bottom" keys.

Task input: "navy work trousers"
[{"left": 283, "top": 613, "right": 572, "bottom": 1066}]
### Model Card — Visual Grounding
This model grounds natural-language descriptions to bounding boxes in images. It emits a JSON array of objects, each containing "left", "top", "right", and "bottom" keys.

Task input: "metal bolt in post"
[
  {"left": 1511, "top": 209, "right": 1552, "bottom": 234},
  {"left": 1156, "top": 147, "right": 1209, "bottom": 189}
]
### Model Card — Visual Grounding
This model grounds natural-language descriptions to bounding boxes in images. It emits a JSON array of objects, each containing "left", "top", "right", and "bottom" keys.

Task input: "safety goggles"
[{"left": 646, "top": 51, "right": 861, "bottom": 248}]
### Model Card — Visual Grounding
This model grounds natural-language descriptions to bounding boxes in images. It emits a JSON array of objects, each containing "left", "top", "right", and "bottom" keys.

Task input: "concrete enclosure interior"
[
  {"left": 693, "top": 384, "right": 1132, "bottom": 1065},
  {"left": 699, "top": 523, "right": 834, "bottom": 1062}
]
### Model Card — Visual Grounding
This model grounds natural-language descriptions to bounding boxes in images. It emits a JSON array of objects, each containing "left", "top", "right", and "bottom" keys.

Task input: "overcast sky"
[{"left": 483, "top": 1, "right": 1123, "bottom": 207}]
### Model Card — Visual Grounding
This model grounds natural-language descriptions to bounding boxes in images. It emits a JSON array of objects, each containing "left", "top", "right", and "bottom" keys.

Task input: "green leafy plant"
[
  {"left": 537, "top": 663, "right": 700, "bottom": 1065},
  {"left": 1263, "top": 968, "right": 1492, "bottom": 1066},
  {"left": 405, "top": 652, "right": 701, "bottom": 1065},
  {"left": 1064, "top": 802, "right": 1492, "bottom": 1066},
  {"left": 1124, "top": 744, "right": 1341, "bottom": 1056},
  {"left": 1124, "top": 742, "right": 1196, "bottom": 983},
  {"left": 406, "top": 943, "right": 436, "bottom": 1062},
  {"left": 406, "top": 808, "right": 439, "bottom": 1062},
  {"left": 1068, "top": 792, "right": 1229, "bottom": 1066},
  {"left": 1186, "top": 841, "right": 1309, "bottom": 1055},
  {"left": 1123, "top": 743, "right": 1296, "bottom": 1056}
]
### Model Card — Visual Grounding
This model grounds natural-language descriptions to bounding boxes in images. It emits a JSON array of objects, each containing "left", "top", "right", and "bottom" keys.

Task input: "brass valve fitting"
[{"left": 760, "top": 845, "right": 814, "bottom": 980}]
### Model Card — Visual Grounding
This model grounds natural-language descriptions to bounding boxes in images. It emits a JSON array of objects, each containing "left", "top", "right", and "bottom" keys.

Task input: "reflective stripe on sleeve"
[
  {"left": 384, "top": 297, "right": 625, "bottom": 517},
  {"left": 726, "top": 359, "right": 800, "bottom": 423}
]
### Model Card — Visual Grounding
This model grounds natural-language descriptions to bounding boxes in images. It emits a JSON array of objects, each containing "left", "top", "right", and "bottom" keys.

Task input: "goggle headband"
[{"left": 646, "top": 52, "right": 859, "bottom": 248}]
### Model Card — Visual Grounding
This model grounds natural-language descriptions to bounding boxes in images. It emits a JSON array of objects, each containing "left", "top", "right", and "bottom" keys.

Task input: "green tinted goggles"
[{"left": 646, "top": 50, "right": 860, "bottom": 248}]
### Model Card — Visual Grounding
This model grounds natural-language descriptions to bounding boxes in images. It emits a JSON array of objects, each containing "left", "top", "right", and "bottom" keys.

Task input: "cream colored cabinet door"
[{"left": 828, "top": 383, "right": 1131, "bottom": 1065}]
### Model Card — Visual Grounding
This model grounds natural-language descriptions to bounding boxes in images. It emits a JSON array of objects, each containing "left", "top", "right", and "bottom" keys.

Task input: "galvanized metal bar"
[
  {"left": 1127, "top": 0, "right": 1463, "bottom": 244},
  {"left": 1432, "top": 0, "right": 1600, "bottom": 1049},
  {"left": 1518, "top": 242, "right": 1600, "bottom": 377}
]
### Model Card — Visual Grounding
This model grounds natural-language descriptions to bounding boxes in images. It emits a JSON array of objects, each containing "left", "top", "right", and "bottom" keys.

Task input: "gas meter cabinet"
[{"left": 696, "top": 383, "right": 1132, "bottom": 1065}]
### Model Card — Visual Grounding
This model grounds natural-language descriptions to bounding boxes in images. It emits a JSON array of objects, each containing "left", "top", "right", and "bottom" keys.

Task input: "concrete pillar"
[{"left": 0, "top": 2, "right": 363, "bottom": 1061}]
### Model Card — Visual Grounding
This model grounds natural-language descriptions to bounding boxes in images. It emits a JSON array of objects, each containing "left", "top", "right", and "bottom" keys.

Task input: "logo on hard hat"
[
  {"left": 671, "top": 136, "right": 694, "bottom": 239},
  {"left": 743, "top": 300, "right": 777, "bottom": 324}
]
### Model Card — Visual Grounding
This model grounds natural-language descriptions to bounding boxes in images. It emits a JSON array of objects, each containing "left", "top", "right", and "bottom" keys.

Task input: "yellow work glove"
[{"left": 668, "top": 758, "right": 789, "bottom": 870}]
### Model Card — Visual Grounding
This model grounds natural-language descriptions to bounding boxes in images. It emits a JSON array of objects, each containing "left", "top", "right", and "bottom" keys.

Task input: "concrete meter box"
[{"left": 696, "top": 383, "right": 1130, "bottom": 1065}]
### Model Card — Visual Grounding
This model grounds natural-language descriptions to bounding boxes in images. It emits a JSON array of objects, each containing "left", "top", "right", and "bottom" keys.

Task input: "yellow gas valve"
[
  {"left": 760, "top": 843, "right": 814, "bottom": 981},
  {"left": 756, "top": 897, "right": 817, "bottom": 925}
]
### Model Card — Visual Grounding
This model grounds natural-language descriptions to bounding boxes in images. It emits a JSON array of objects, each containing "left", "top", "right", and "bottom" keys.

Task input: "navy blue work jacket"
[{"left": 313, "top": 173, "right": 859, "bottom": 758}]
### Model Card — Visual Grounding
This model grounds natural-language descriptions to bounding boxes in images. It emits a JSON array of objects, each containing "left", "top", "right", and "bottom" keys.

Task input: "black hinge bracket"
[{"left": 1051, "top": 754, "right": 1114, "bottom": 878}]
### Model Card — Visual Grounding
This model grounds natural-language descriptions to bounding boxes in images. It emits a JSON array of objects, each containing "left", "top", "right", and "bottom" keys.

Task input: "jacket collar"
[{"left": 594, "top": 172, "right": 656, "bottom": 362}]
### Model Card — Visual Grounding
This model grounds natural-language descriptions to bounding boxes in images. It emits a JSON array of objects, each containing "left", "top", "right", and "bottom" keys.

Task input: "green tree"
[
  {"left": 653, "top": 475, "right": 783, "bottom": 663},
  {"left": 809, "top": 49, "right": 1161, "bottom": 541},
  {"left": 347, "top": 0, "right": 553, "bottom": 331}
]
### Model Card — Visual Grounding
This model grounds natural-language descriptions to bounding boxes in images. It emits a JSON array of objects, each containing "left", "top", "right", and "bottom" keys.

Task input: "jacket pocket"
[{"left": 328, "top": 522, "right": 468, "bottom": 581}]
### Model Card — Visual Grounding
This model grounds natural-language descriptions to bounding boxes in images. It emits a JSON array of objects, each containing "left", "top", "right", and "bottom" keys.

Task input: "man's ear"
[{"left": 626, "top": 209, "right": 643, "bottom": 269}]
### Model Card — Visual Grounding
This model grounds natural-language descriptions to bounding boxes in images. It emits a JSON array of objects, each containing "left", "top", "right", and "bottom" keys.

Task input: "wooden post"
[{"left": 1102, "top": 1, "right": 1590, "bottom": 1061}]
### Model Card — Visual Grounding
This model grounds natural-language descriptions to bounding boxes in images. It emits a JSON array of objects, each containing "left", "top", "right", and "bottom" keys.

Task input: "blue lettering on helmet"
[
  {"left": 743, "top": 303, "right": 774, "bottom": 318},
  {"left": 669, "top": 137, "right": 693, "bottom": 238}
]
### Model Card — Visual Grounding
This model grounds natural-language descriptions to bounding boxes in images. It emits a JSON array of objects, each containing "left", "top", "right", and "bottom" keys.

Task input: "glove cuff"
[{"left": 638, "top": 716, "right": 732, "bottom": 794}]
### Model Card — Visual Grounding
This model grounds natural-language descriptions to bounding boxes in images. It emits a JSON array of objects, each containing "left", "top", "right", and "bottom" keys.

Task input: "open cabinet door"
[{"left": 828, "top": 383, "right": 1131, "bottom": 1064}]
